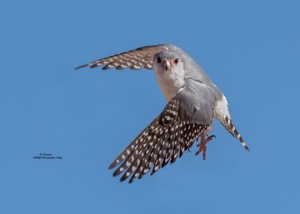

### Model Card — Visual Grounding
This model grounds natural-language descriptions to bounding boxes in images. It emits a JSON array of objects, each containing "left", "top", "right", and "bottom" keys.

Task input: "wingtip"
[
  {"left": 74, "top": 65, "right": 84, "bottom": 70},
  {"left": 128, "top": 178, "right": 135, "bottom": 184},
  {"left": 108, "top": 163, "right": 115, "bottom": 170},
  {"left": 74, "top": 63, "right": 90, "bottom": 70}
]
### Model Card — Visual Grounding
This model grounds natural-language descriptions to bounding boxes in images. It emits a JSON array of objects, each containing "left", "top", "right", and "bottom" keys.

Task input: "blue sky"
[{"left": 1, "top": 0, "right": 300, "bottom": 213}]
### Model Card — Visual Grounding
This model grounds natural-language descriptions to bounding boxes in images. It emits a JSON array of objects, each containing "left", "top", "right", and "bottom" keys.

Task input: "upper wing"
[
  {"left": 108, "top": 88, "right": 212, "bottom": 183},
  {"left": 75, "top": 44, "right": 168, "bottom": 70}
]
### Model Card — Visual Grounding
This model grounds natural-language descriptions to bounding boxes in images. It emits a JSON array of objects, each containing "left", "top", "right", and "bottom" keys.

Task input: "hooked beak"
[{"left": 162, "top": 60, "right": 171, "bottom": 71}]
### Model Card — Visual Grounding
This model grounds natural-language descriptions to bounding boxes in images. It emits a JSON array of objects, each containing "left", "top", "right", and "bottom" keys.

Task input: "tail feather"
[{"left": 222, "top": 116, "right": 249, "bottom": 151}]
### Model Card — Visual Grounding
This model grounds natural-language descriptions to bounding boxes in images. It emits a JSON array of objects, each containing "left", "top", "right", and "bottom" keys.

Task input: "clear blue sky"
[{"left": 1, "top": 0, "right": 300, "bottom": 213}]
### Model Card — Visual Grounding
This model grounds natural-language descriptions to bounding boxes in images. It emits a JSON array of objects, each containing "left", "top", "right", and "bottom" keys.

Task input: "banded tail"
[{"left": 221, "top": 116, "right": 249, "bottom": 151}]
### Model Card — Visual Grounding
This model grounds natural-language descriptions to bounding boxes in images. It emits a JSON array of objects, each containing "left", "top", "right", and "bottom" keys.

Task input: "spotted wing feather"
[
  {"left": 75, "top": 45, "right": 168, "bottom": 70},
  {"left": 109, "top": 91, "right": 210, "bottom": 183}
]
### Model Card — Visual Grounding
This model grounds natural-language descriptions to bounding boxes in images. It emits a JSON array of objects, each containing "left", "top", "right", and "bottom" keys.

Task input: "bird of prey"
[{"left": 76, "top": 44, "right": 249, "bottom": 183}]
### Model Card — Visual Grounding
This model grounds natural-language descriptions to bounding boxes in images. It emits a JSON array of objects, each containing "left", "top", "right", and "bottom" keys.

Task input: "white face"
[
  {"left": 153, "top": 53, "right": 186, "bottom": 100},
  {"left": 153, "top": 54, "right": 181, "bottom": 72}
]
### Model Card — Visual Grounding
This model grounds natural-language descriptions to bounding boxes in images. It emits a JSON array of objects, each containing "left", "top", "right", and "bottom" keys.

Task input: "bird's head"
[
  {"left": 153, "top": 51, "right": 183, "bottom": 72},
  {"left": 152, "top": 50, "right": 186, "bottom": 100}
]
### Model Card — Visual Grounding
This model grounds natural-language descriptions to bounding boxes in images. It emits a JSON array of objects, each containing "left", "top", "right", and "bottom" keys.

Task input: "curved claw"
[{"left": 210, "top": 135, "right": 216, "bottom": 139}]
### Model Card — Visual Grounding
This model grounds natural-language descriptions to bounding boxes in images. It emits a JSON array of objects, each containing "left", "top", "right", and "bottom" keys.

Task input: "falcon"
[{"left": 76, "top": 44, "right": 249, "bottom": 183}]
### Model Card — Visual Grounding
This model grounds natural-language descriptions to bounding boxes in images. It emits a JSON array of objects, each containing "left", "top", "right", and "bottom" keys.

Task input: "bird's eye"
[
  {"left": 174, "top": 58, "right": 179, "bottom": 64},
  {"left": 157, "top": 57, "right": 162, "bottom": 63}
]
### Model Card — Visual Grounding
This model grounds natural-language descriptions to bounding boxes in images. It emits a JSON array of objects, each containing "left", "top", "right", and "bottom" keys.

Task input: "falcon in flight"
[{"left": 76, "top": 44, "right": 249, "bottom": 183}]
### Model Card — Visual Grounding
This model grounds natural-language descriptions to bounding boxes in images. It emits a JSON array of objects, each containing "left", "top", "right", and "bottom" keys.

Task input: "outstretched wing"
[
  {"left": 109, "top": 89, "right": 212, "bottom": 183},
  {"left": 75, "top": 44, "right": 169, "bottom": 70}
]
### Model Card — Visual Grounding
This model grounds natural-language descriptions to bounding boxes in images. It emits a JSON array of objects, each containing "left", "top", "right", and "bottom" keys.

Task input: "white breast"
[{"left": 153, "top": 62, "right": 185, "bottom": 101}]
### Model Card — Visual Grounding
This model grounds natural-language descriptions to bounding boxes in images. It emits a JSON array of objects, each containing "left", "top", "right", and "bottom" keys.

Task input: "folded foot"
[{"left": 195, "top": 135, "right": 216, "bottom": 160}]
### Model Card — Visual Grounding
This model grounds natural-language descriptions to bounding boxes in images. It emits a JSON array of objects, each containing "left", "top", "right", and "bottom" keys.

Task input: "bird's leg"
[{"left": 195, "top": 135, "right": 216, "bottom": 160}]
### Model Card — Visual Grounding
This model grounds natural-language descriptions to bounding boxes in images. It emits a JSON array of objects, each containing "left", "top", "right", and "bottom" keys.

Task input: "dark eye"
[
  {"left": 157, "top": 57, "right": 161, "bottom": 63},
  {"left": 174, "top": 58, "right": 179, "bottom": 64}
]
